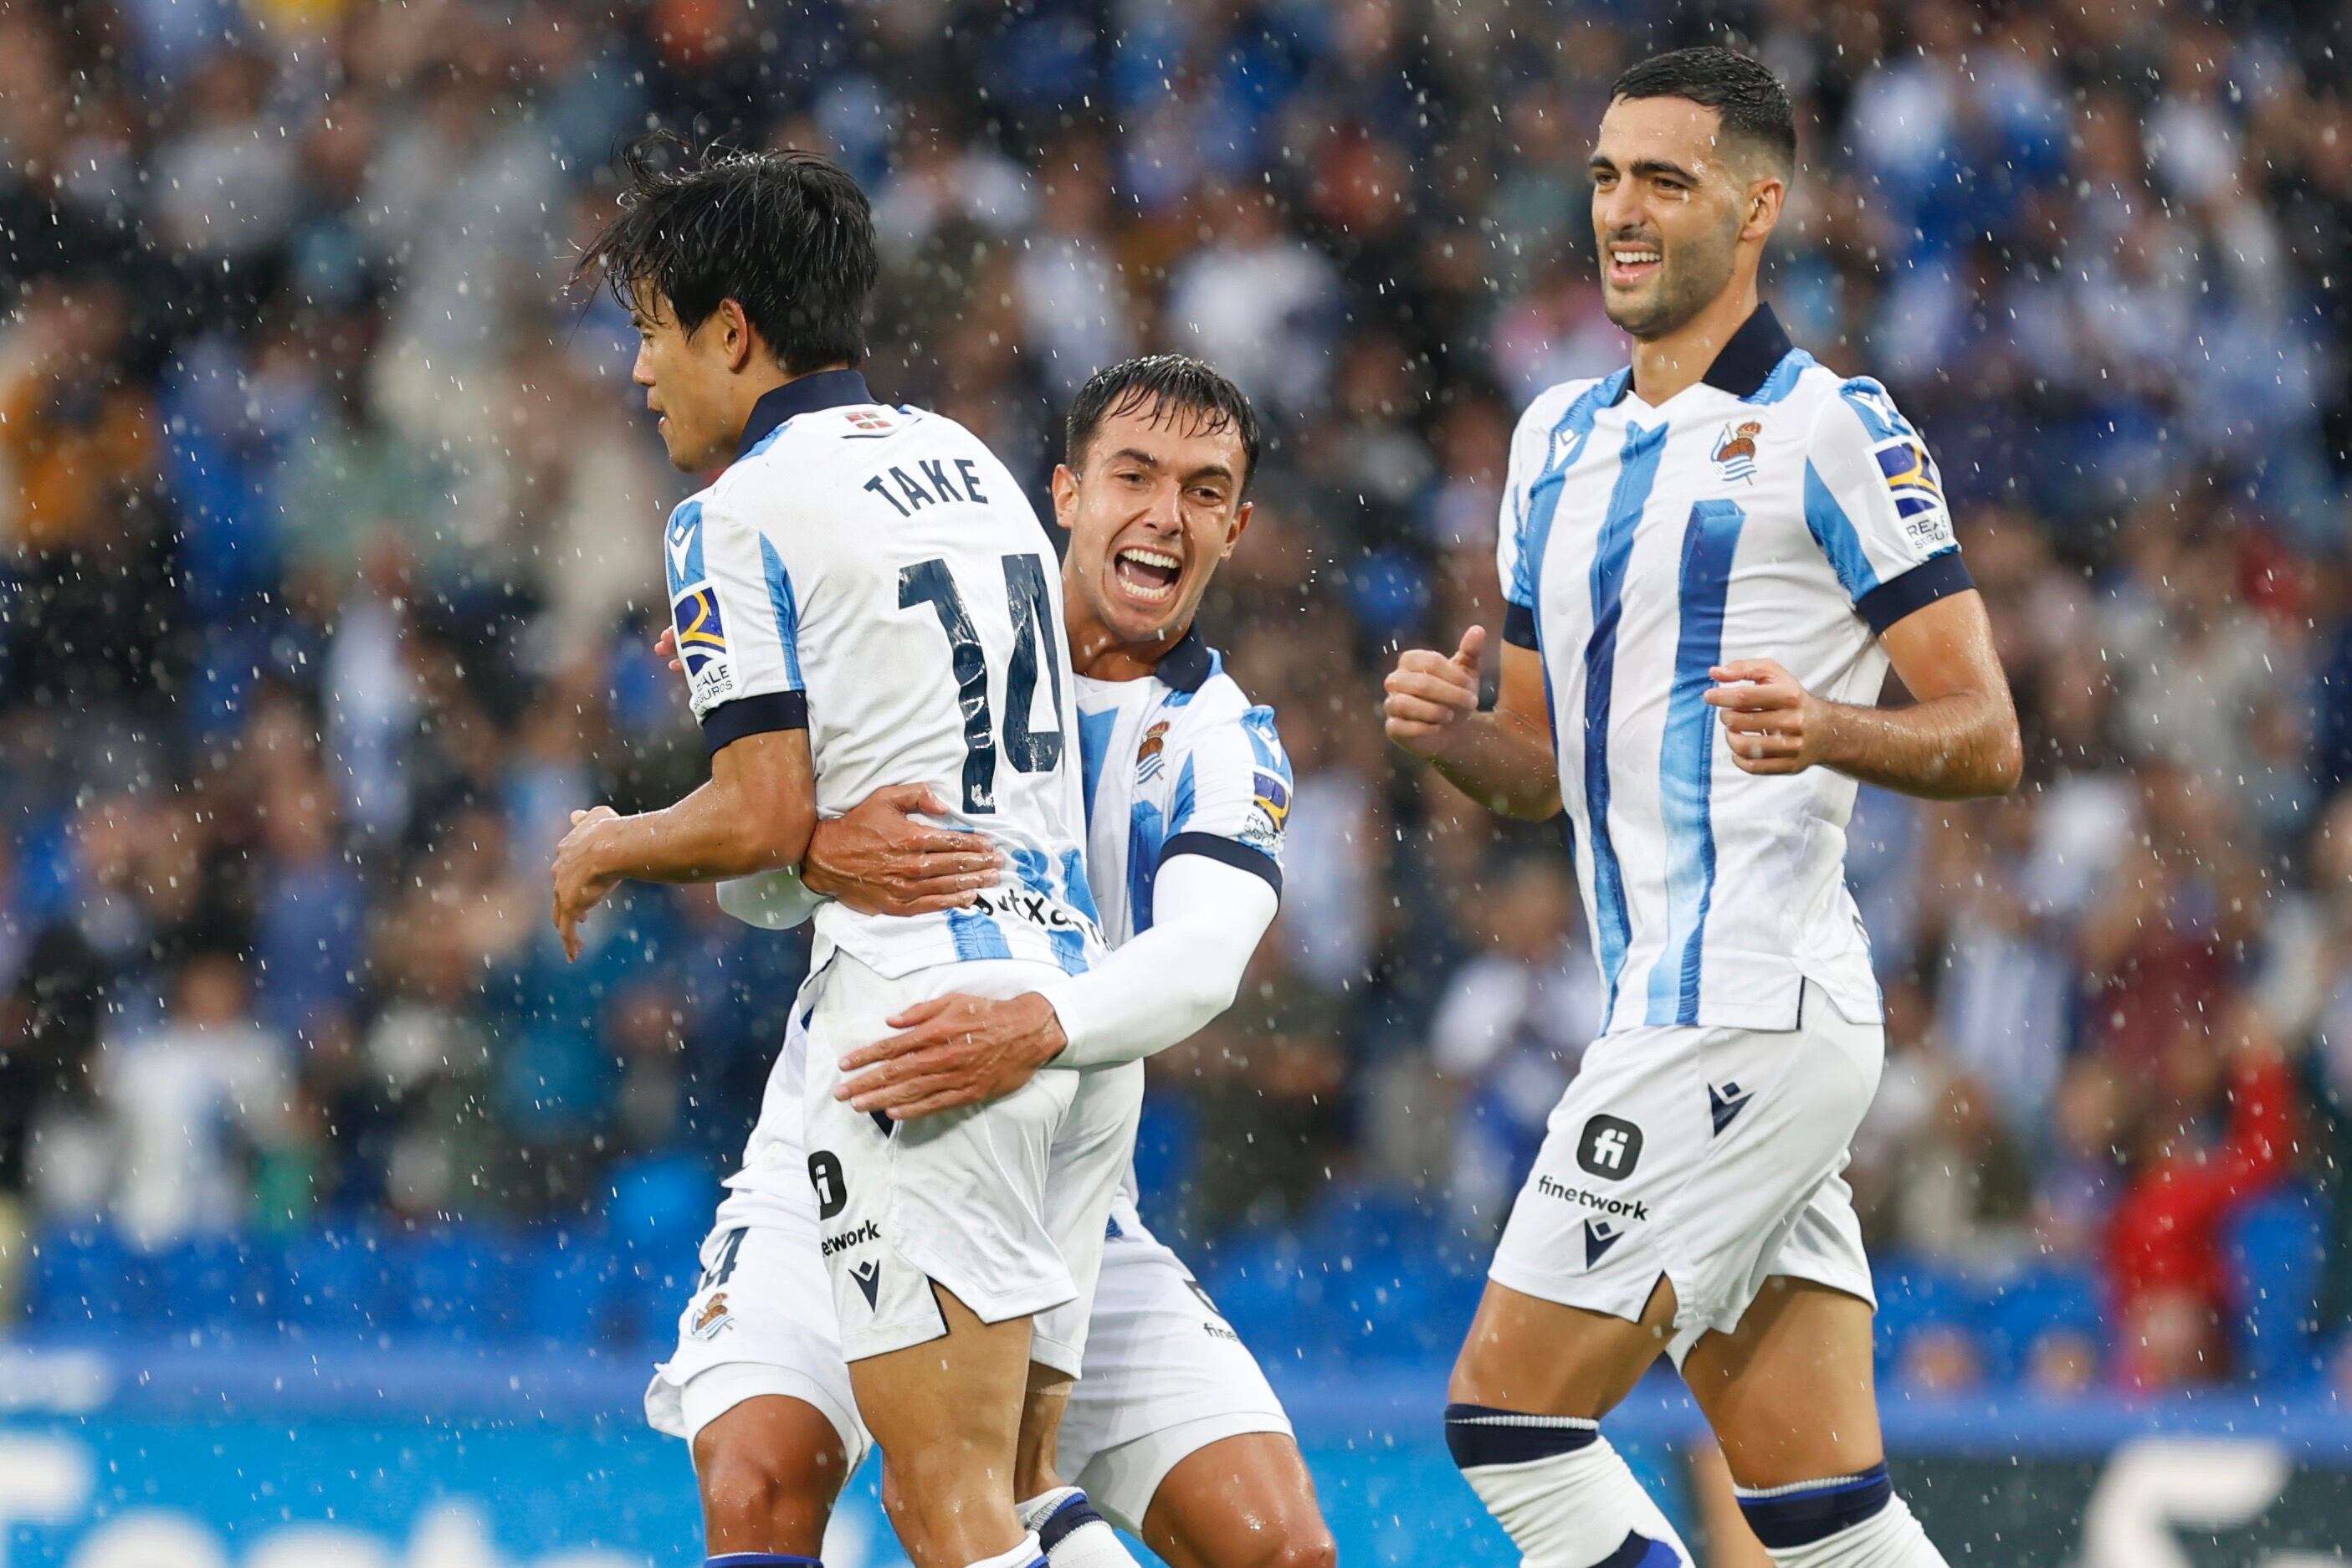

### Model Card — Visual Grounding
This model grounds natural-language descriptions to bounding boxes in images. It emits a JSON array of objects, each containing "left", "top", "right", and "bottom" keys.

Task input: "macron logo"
[
  {"left": 1584, "top": 1219, "right": 1624, "bottom": 1268},
  {"left": 667, "top": 530, "right": 694, "bottom": 582},
  {"left": 1709, "top": 1081, "right": 1754, "bottom": 1136},
  {"left": 850, "top": 1259, "right": 882, "bottom": 1309}
]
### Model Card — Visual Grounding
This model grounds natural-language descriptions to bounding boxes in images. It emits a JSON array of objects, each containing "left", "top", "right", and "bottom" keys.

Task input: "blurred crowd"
[{"left": 4, "top": 0, "right": 2352, "bottom": 1396}]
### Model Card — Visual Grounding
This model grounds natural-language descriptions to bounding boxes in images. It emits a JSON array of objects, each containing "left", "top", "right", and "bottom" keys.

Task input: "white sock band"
[
  {"left": 962, "top": 1533, "right": 1048, "bottom": 1568},
  {"left": 1016, "top": 1488, "right": 1136, "bottom": 1568}
]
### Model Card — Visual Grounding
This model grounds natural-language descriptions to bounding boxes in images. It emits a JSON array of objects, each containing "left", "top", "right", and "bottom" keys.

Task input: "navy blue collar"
[
  {"left": 1606, "top": 303, "right": 1793, "bottom": 405},
  {"left": 735, "top": 368, "right": 874, "bottom": 460},
  {"left": 1156, "top": 625, "right": 1216, "bottom": 694}
]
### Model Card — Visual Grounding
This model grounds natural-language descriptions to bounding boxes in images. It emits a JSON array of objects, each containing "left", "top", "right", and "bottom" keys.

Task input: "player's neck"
[
  {"left": 724, "top": 361, "right": 849, "bottom": 450},
  {"left": 1628, "top": 276, "right": 1761, "bottom": 406},
  {"left": 1065, "top": 601, "right": 1187, "bottom": 683}
]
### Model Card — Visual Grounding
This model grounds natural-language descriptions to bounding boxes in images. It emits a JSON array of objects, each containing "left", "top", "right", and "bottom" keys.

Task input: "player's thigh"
[
  {"left": 691, "top": 1393, "right": 852, "bottom": 1557},
  {"left": 1140, "top": 1432, "right": 1336, "bottom": 1568},
  {"left": 1449, "top": 1274, "right": 1678, "bottom": 1418},
  {"left": 1680, "top": 1276, "right": 1883, "bottom": 1489},
  {"left": 847, "top": 1282, "right": 1034, "bottom": 1500},
  {"left": 1029, "top": 1058, "right": 1144, "bottom": 1380}
]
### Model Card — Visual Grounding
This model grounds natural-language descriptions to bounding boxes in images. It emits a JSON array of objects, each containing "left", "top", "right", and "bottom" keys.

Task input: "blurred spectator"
[{"left": 1427, "top": 856, "right": 1598, "bottom": 1230}]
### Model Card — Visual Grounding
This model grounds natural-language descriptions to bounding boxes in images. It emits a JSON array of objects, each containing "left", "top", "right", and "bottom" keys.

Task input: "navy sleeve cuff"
[
  {"left": 1856, "top": 550, "right": 1973, "bottom": 634},
  {"left": 1158, "top": 831, "right": 1283, "bottom": 899},
  {"left": 1502, "top": 602, "right": 1539, "bottom": 648},
  {"left": 701, "top": 690, "right": 808, "bottom": 753}
]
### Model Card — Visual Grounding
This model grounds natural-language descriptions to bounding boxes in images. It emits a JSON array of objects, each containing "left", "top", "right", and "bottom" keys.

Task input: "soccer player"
[
  {"left": 644, "top": 356, "right": 1335, "bottom": 1568},
  {"left": 1381, "top": 49, "right": 2020, "bottom": 1568},
  {"left": 554, "top": 143, "right": 1140, "bottom": 1568}
]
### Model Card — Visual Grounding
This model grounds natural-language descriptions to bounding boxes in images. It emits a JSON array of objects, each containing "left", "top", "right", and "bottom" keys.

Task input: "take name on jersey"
[
  {"left": 664, "top": 368, "right": 1104, "bottom": 983},
  {"left": 1495, "top": 305, "right": 1970, "bottom": 1037}
]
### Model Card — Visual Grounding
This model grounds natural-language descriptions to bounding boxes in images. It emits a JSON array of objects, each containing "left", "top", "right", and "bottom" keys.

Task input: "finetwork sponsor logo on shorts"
[
  {"left": 1576, "top": 1114, "right": 1644, "bottom": 1180},
  {"left": 1535, "top": 1173, "right": 1650, "bottom": 1222},
  {"left": 822, "top": 1218, "right": 881, "bottom": 1257}
]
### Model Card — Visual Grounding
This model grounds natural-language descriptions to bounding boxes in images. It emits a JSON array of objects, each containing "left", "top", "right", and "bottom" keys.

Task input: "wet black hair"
[
  {"left": 577, "top": 135, "right": 878, "bottom": 374},
  {"left": 1610, "top": 47, "right": 1797, "bottom": 177},
  {"left": 1064, "top": 355, "right": 1264, "bottom": 498}
]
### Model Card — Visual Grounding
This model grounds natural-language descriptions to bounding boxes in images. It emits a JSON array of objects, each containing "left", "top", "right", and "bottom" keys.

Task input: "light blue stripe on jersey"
[
  {"left": 1059, "top": 847, "right": 1101, "bottom": 927},
  {"left": 1078, "top": 709, "right": 1119, "bottom": 826},
  {"left": 1647, "top": 499, "right": 1748, "bottom": 1026},
  {"left": 1011, "top": 848, "right": 1089, "bottom": 975},
  {"left": 1747, "top": 348, "right": 1812, "bottom": 405},
  {"left": 1241, "top": 705, "right": 1289, "bottom": 781},
  {"left": 1802, "top": 459, "right": 1880, "bottom": 602},
  {"left": 1168, "top": 755, "right": 1198, "bottom": 835},
  {"left": 756, "top": 536, "right": 804, "bottom": 689},
  {"left": 946, "top": 905, "right": 1013, "bottom": 960},
  {"left": 664, "top": 499, "right": 705, "bottom": 596},
  {"left": 1581, "top": 420, "right": 1668, "bottom": 1015},
  {"left": 1511, "top": 370, "right": 1630, "bottom": 614},
  {"left": 1127, "top": 799, "right": 1166, "bottom": 934}
]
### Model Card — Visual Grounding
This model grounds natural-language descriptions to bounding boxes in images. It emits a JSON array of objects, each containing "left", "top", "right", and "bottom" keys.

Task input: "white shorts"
[
  {"left": 644, "top": 1201, "right": 1292, "bottom": 1531},
  {"left": 645, "top": 1212, "right": 872, "bottom": 1478},
  {"left": 1489, "top": 981, "right": 1881, "bottom": 1368},
  {"left": 799, "top": 951, "right": 1144, "bottom": 1374},
  {"left": 1056, "top": 1209, "right": 1293, "bottom": 1531}
]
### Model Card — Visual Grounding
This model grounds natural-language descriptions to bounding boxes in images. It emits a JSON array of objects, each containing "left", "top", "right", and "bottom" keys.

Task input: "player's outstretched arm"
[
  {"left": 1384, "top": 627, "right": 1561, "bottom": 819},
  {"left": 551, "top": 729, "right": 818, "bottom": 960},
  {"left": 1704, "top": 589, "right": 2021, "bottom": 800},
  {"left": 833, "top": 853, "right": 1279, "bottom": 1119}
]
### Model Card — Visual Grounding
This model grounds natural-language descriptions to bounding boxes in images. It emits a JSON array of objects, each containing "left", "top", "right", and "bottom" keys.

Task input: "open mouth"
[
  {"left": 1607, "top": 244, "right": 1662, "bottom": 286},
  {"left": 1112, "top": 546, "right": 1182, "bottom": 604}
]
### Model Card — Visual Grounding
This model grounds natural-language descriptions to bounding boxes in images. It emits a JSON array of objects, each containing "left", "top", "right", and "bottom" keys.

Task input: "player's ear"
[
  {"left": 1742, "top": 175, "right": 1785, "bottom": 238},
  {"left": 1222, "top": 499, "right": 1253, "bottom": 558},
  {"left": 1048, "top": 463, "right": 1079, "bottom": 532},
  {"left": 720, "top": 299, "right": 756, "bottom": 373}
]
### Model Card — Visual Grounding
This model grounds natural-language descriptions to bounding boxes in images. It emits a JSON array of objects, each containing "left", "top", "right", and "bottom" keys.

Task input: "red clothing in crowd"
[{"left": 2105, "top": 1054, "right": 2298, "bottom": 1378}]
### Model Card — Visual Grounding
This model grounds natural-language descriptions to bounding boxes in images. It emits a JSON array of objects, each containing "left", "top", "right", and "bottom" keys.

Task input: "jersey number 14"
[{"left": 898, "top": 553, "right": 1065, "bottom": 813}]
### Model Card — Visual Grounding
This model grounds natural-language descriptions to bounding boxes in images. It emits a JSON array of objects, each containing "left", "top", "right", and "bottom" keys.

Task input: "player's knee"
[
  {"left": 694, "top": 1429, "right": 835, "bottom": 1549},
  {"left": 1247, "top": 1530, "right": 1338, "bottom": 1568}
]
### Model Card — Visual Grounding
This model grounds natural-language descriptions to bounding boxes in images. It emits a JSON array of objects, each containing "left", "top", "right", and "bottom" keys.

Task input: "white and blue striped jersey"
[
  {"left": 1498, "top": 305, "right": 1970, "bottom": 1036},
  {"left": 666, "top": 369, "right": 1103, "bottom": 981},
  {"left": 1073, "top": 630, "right": 1291, "bottom": 945}
]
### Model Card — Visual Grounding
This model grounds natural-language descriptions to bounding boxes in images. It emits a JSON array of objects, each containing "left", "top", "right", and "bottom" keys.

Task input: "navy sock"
[
  {"left": 1734, "top": 1461, "right": 1895, "bottom": 1550},
  {"left": 706, "top": 1554, "right": 822, "bottom": 1567}
]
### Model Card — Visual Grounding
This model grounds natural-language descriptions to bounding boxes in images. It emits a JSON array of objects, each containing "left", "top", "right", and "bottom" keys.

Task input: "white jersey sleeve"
[
  {"left": 664, "top": 489, "right": 812, "bottom": 751},
  {"left": 1160, "top": 700, "right": 1291, "bottom": 883},
  {"left": 1801, "top": 376, "right": 1970, "bottom": 633}
]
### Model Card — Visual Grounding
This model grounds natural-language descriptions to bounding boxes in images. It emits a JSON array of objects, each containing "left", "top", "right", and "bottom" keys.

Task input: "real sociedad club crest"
[
  {"left": 1711, "top": 419, "right": 1764, "bottom": 484},
  {"left": 1136, "top": 720, "right": 1171, "bottom": 784}
]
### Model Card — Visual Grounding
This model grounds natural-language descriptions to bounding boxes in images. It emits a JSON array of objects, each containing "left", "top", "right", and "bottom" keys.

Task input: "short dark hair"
[
  {"left": 578, "top": 136, "right": 878, "bottom": 374},
  {"left": 1610, "top": 47, "right": 1796, "bottom": 177},
  {"left": 1065, "top": 355, "right": 1264, "bottom": 497}
]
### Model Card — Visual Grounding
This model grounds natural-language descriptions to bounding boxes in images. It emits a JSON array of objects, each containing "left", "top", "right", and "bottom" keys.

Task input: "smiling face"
[
  {"left": 628, "top": 284, "right": 761, "bottom": 471},
  {"left": 1053, "top": 398, "right": 1253, "bottom": 648},
  {"left": 1589, "top": 95, "right": 1781, "bottom": 341}
]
